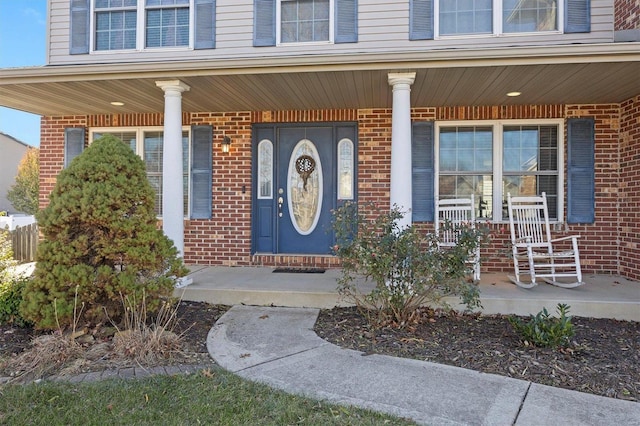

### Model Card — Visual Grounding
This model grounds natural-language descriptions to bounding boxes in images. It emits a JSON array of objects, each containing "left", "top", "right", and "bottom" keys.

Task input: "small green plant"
[
  {"left": 509, "top": 303, "right": 574, "bottom": 348},
  {"left": 332, "top": 202, "right": 486, "bottom": 328},
  {"left": 0, "top": 230, "right": 30, "bottom": 327},
  {"left": 0, "top": 276, "right": 31, "bottom": 327},
  {"left": 0, "top": 229, "right": 16, "bottom": 281}
]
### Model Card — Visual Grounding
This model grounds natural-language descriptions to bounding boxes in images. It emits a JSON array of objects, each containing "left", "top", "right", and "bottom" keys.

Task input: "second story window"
[
  {"left": 95, "top": 0, "right": 138, "bottom": 50},
  {"left": 279, "top": 0, "right": 331, "bottom": 43},
  {"left": 146, "top": 0, "right": 190, "bottom": 48},
  {"left": 88, "top": 0, "right": 216, "bottom": 52},
  {"left": 94, "top": 0, "right": 190, "bottom": 51},
  {"left": 503, "top": 0, "right": 558, "bottom": 33},
  {"left": 439, "top": 0, "right": 493, "bottom": 36},
  {"left": 408, "top": 0, "right": 586, "bottom": 41},
  {"left": 254, "top": 0, "right": 356, "bottom": 47},
  {"left": 437, "top": 0, "right": 558, "bottom": 36}
]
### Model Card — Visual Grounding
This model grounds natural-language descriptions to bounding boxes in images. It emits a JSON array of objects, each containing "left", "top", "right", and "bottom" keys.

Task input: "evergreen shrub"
[{"left": 21, "top": 135, "right": 187, "bottom": 329}]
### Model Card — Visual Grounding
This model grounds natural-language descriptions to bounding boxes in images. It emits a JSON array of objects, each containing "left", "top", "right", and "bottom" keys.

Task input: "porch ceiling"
[{"left": 1, "top": 45, "right": 640, "bottom": 116}]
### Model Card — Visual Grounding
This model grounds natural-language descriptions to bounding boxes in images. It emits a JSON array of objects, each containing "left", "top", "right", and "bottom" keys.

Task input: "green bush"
[
  {"left": 0, "top": 277, "right": 31, "bottom": 327},
  {"left": 0, "top": 229, "right": 16, "bottom": 283},
  {"left": 0, "top": 230, "right": 29, "bottom": 326},
  {"left": 509, "top": 303, "right": 574, "bottom": 348},
  {"left": 21, "top": 135, "right": 188, "bottom": 329},
  {"left": 332, "top": 202, "right": 486, "bottom": 328}
]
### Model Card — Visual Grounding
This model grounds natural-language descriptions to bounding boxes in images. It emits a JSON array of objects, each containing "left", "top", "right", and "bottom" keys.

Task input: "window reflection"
[
  {"left": 258, "top": 139, "right": 273, "bottom": 199},
  {"left": 337, "top": 138, "right": 354, "bottom": 200}
]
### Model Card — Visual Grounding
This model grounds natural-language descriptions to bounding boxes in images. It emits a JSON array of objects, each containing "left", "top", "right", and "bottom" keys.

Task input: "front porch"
[{"left": 177, "top": 266, "right": 640, "bottom": 321}]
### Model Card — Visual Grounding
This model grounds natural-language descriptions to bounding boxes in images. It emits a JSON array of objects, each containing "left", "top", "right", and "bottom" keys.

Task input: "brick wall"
[
  {"left": 619, "top": 95, "right": 640, "bottom": 279},
  {"left": 183, "top": 112, "right": 253, "bottom": 265},
  {"left": 356, "top": 109, "right": 392, "bottom": 211},
  {"left": 39, "top": 116, "right": 88, "bottom": 208},
  {"left": 38, "top": 102, "right": 636, "bottom": 276},
  {"left": 565, "top": 104, "right": 622, "bottom": 275},
  {"left": 615, "top": 0, "right": 640, "bottom": 30}
]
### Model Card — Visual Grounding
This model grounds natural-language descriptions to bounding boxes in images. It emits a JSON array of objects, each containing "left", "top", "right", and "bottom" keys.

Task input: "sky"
[{"left": 0, "top": 0, "right": 47, "bottom": 147}]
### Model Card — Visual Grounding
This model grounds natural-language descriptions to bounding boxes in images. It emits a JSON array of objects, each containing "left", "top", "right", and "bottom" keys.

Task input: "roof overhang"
[{"left": 1, "top": 43, "right": 639, "bottom": 116}]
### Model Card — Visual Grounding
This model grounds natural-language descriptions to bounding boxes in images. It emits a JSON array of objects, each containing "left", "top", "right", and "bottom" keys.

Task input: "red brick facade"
[
  {"left": 38, "top": 97, "right": 640, "bottom": 277},
  {"left": 619, "top": 95, "right": 640, "bottom": 279},
  {"left": 615, "top": 0, "right": 640, "bottom": 30},
  {"left": 39, "top": 116, "right": 88, "bottom": 208}
]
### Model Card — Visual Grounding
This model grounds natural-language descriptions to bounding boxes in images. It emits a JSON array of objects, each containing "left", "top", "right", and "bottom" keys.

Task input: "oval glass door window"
[{"left": 287, "top": 139, "right": 323, "bottom": 235}]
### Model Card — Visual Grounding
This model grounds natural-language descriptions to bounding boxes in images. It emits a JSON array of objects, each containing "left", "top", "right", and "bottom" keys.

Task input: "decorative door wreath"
[{"left": 295, "top": 155, "right": 316, "bottom": 190}]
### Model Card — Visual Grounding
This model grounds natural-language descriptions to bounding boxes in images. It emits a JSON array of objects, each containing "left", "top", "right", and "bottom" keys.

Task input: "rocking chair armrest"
[
  {"left": 514, "top": 236, "right": 532, "bottom": 243},
  {"left": 550, "top": 235, "right": 581, "bottom": 243}
]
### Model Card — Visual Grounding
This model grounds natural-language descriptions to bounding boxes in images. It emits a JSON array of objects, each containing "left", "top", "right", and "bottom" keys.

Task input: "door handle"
[{"left": 278, "top": 196, "right": 284, "bottom": 217}]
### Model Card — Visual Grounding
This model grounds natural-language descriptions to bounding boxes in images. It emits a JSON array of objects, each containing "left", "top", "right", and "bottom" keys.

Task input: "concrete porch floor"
[{"left": 176, "top": 266, "right": 640, "bottom": 321}]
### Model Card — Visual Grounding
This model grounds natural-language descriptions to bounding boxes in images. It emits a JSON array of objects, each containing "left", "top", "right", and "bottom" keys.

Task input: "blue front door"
[
  {"left": 252, "top": 123, "right": 357, "bottom": 255},
  {"left": 276, "top": 127, "right": 334, "bottom": 254}
]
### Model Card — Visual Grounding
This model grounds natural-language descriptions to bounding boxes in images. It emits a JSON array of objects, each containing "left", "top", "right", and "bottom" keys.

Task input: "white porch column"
[
  {"left": 155, "top": 80, "right": 190, "bottom": 256},
  {"left": 388, "top": 72, "right": 416, "bottom": 229}
]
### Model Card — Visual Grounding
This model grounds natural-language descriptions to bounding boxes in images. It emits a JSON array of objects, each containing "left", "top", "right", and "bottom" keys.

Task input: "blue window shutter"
[
  {"left": 412, "top": 122, "right": 435, "bottom": 221},
  {"left": 410, "top": 0, "right": 434, "bottom": 40},
  {"left": 254, "top": 0, "right": 276, "bottom": 47},
  {"left": 565, "top": 0, "right": 590, "bottom": 33},
  {"left": 567, "top": 118, "right": 595, "bottom": 224},
  {"left": 195, "top": 0, "right": 216, "bottom": 49},
  {"left": 335, "top": 0, "right": 357, "bottom": 43},
  {"left": 190, "top": 125, "right": 213, "bottom": 219},
  {"left": 69, "top": 0, "right": 90, "bottom": 54},
  {"left": 64, "top": 128, "right": 85, "bottom": 168}
]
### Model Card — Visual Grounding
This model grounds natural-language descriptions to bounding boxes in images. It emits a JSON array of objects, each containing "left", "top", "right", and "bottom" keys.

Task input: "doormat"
[{"left": 272, "top": 267, "right": 326, "bottom": 274}]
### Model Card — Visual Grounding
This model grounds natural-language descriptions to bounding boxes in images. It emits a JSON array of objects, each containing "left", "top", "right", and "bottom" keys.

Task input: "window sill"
[{"left": 276, "top": 40, "right": 333, "bottom": 47}]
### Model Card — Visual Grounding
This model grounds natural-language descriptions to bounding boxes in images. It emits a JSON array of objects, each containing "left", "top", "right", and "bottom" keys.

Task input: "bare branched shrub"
[
  {"left": 111, "top": 292, "right": 184, "bottom": 365},
  {"left": 1, "top": 333, "right": 82, "bottom": 382},
  {"left": 1, "top": 292, "right": 84, "bottom": 383},
  {"left": 332, "top": 202, "right": 487, "bottom": 328}
]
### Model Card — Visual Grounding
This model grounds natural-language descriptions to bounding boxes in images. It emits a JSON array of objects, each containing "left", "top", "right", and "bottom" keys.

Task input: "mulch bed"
[
  {"left": 2, "top": 301, "right": 638, "bottom": 403},
  {"left": 314, "top": 307, "right": 640, "bottom": 402},
  {"left": 0, "top": 302, "right": 228, "bottom": 381}
]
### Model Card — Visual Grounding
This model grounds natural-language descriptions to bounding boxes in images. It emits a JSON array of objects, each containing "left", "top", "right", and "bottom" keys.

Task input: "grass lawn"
[{"left": 0, "top": 368, "right": 415, "bottom": 425}]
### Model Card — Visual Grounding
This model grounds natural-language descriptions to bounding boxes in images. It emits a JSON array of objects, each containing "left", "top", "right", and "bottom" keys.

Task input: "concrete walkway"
[{"left": 208, "top": 305, "right": 640, "bottom": 426}]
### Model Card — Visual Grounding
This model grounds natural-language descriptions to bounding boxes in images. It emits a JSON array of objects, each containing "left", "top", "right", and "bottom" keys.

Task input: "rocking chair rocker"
[
  {"left": 435, "top": 195, "right": 481, "bottom": 282},
  {"left": 507, "top": 192, "right": 584, "bottom": 289}
]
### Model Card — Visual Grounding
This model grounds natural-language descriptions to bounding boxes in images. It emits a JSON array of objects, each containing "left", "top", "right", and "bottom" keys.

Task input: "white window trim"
[
  {"left": 434, "top": 119, "right": 565, "bottom": 223},
  {"left": 89, "top": 126, "right": 192, "bottom": 218},
  {"left": 434, "top": 0, "right": 564, "bottom": 39},
  {"left": 276, "top": 0, "right": 334, "bottom": 46},
  {"left": 90, "top": 0, "right": 194, "bottom": 54}
]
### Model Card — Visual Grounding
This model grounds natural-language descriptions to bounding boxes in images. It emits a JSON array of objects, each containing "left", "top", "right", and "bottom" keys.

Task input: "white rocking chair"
[
  {"left": 507, "top": 192, "right": 584, "bottom": 289},
  {"left": 435, "top": 195, "right": 481, "bottom": 282}
]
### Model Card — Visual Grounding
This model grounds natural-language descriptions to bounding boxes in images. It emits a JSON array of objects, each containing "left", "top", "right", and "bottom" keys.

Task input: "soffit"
[{"left": 1, "top": 45, "right": 639, "bottom": 116}]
